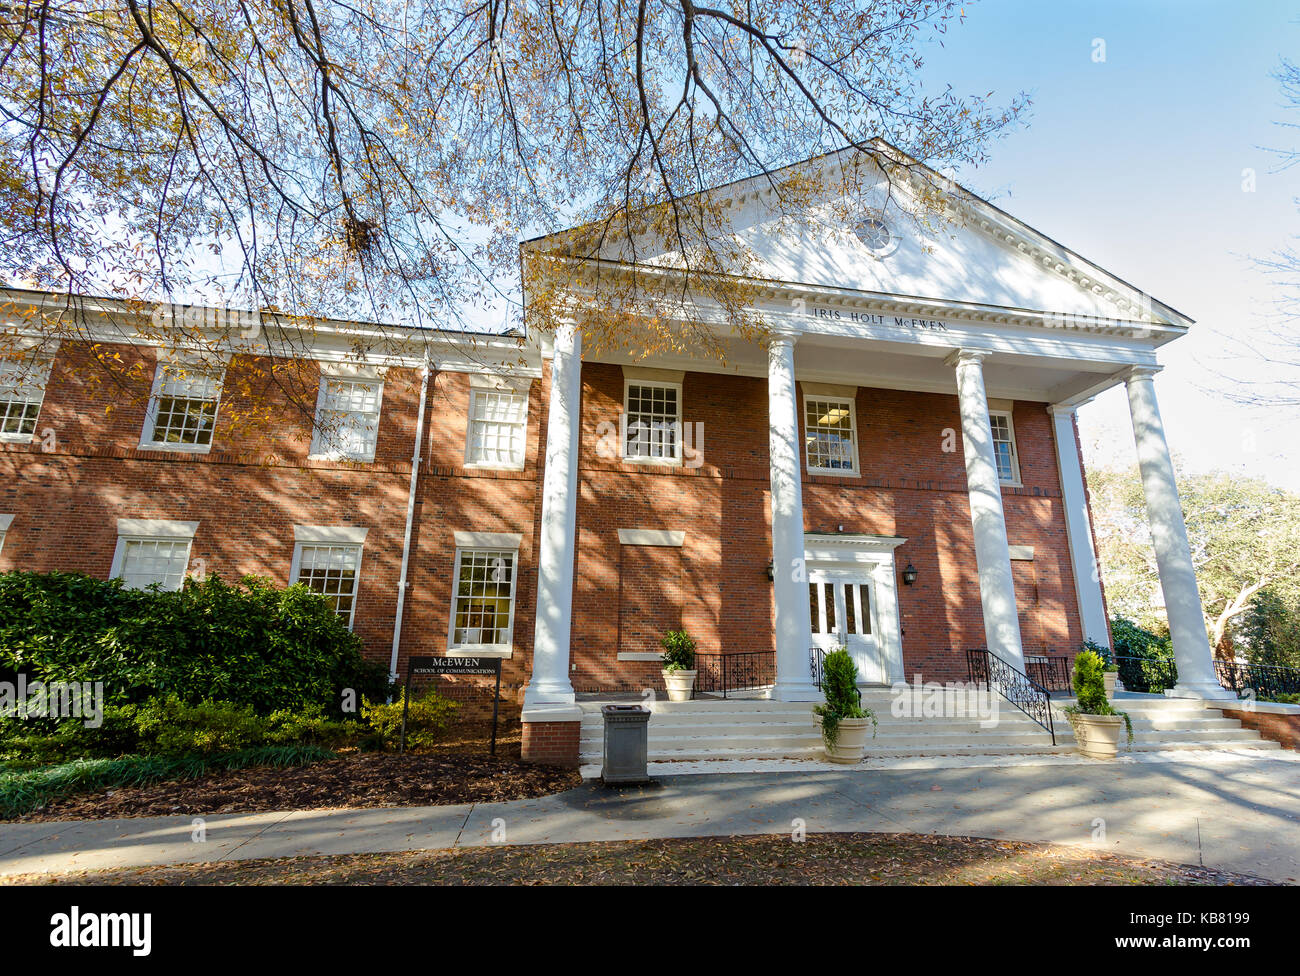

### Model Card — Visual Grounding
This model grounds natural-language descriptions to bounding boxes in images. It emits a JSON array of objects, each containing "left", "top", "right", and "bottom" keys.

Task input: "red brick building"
[{"left": 0, "top": 152, "right": 1232, "bottom": 765}]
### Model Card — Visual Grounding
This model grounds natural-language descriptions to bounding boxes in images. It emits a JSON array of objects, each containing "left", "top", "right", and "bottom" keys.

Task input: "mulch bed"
[
  {"left": 7, "top": 719, "right": 582, "bottom": 823},
  {"left": 6, "top": 832, "right": 1277, "bottom": 886}
]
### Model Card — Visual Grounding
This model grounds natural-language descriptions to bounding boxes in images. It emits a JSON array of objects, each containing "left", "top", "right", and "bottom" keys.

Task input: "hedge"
[{"left": 0, "top": 571, "right": 390, "bottom": 714}]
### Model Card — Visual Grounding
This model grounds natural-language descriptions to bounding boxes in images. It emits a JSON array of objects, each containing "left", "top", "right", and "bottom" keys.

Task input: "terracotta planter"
[
  {"left": 662, "top": 669, "right": 697, "bottom": 702},
  {"left": 1070, "top": 712, "right": 1126, "bottom": 759},
  {"left": 816, "top": 714, "right": 873, "bottom": 764}
]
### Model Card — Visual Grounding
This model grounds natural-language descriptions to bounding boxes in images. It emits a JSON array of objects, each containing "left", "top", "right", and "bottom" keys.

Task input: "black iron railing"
[
  {"left": 1103, "top": 653, "right": 1178, "bottom": 695},
  {"left": 809, "top": 648, "right": 826, "bottom": 690},
  {"left": 966, "top": 648, "right": 1056, "bottom": 744},
  {"left": 1025, "top": 654, "right": 1072, "bottom": 693},
  {"left": 1214, "top": 660, "right": 1300, "bottom": 701},
  {"left": 693, "top": 651, "right": 775, "bottom": 699}
]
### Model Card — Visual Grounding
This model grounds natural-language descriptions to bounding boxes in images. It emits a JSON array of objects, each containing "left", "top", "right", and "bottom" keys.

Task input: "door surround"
[{"left": 804, "top": 533, "right": 907, "bottom": 685}]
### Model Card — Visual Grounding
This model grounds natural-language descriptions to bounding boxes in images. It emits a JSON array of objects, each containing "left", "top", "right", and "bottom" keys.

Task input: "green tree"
[
  {"left": 1087, "top": 462, "right": 1300, "bottom": 660},
  {"left": 1236, "top": 587, "right": 1300, "bottom": 669}
]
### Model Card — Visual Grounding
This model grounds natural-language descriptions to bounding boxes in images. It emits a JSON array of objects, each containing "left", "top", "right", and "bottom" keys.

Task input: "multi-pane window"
[
  {"left": 142, "top": 363, "right": 224, "bottom": 449},
  {"left": 0, "top": 355, "right": 52, "bottom": 440},
  {"left": 451, "top": 548, "right": 517, "bottom": 648},
  {"left": 292, "top": 543, "right": 362, "bottom": 627},
  {"left": 989, "top": 411, "right": 1021, "bottom": 484},
  {"left": 311, "top": 377, "right": 383, "bottom": 461},
  {"left": 624, "top": 381, "right": 680, "bottom": 460},
  {"left": 804, "top": 397, "right": 859, "bottom": 473},
  {"left": 466, "top": 389, "right": 527, "bottom": 468},
  {"left": 0, "top": 515, "right": 10, "bottom": 556},
  {"left": 116, "top": 538, "right": 192, "bottom": 591}
]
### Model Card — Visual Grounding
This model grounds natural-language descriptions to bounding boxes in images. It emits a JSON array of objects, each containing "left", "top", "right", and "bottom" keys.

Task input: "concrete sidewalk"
[{"left": 3, "top": 753, "right": 1299, "bottom": 882}]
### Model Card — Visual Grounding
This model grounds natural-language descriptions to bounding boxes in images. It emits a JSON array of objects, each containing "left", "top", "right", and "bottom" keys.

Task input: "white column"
[
  {"left": 768, "top": 329, "right": 819, "bottom": 701},
  {"left": 524, "top": 321, "right": 581, "bottom": 708},
  {"left": 1047, "top": 403, "right": 1111, "bottom": 649},
  {"left": 1124, "top": 367, "right": 1229, "bottom": 699},
  {"left": 948, "top": 349, "right": 1026, "bottom": 671}
]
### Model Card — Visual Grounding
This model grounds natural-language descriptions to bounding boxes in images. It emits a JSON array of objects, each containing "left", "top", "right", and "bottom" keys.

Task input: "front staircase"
[{"left": 577, "top": 689, "right": 1281, "bottom": 768}]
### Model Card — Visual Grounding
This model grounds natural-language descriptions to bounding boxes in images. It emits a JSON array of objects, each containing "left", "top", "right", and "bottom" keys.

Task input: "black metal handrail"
[
  {"left": 693, "top": 651, "right": 775, "bottom": 699},
  {"left": 1024, "top": 654, "right": 1072, "bottom": 693},
  {"left": 809, "top": 647, "right": 826, "bottom": 690},
  {"left": 1214, "top": 660, "right": 1300, "bottom": 701},
  {"left": 966, "top": 648, "right": 1056, "bottom": 744}
]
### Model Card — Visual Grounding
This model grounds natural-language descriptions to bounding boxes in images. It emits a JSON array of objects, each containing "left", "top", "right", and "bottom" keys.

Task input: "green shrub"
[
  {"left": 361, "top": 688, "right": 459, "bottom": 750},
  {"left": 813, "top": 648, "right": 875, "bottom": 748},
  {"left": 0, "top": 571, "right": 390, "bottom": 714},
  {"left": 0, "top": 745, "right": 333, "bottom": 819},
  {"left": 1065, "top": 649, "right": 1132, "bottom": 746},
  {"left": 1109, "top": 617, "right": 1173, "bottom": 661},
  {"left": 659, "top": 630, "right": 697, "bottom": 671},
  {"left": 0, "top": 697, "right": 360, "bottom": 763}
]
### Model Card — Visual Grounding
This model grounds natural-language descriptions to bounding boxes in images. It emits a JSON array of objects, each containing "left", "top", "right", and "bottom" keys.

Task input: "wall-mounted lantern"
[
  {"left": 901, "top": 562, "right": 919, "bottom": 586},
  {"left": 766, "top": 559, "right": 775, "bottom": 582}
]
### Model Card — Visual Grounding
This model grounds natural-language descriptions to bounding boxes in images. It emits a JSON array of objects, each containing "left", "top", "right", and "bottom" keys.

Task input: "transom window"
[
  {"left": 804, "top": 396, "right": 859, "bottom": 474},
  {"left": 311, "top": 377, "right": 383, "bottom": 461},
  {"left": 450, "top": 548, "right": 517, "bottom": 649},
  {"left": 0, "top": 355, "right": 52, "bottom": 440},
  {"left": 624, "top": 381, "right": 681, "bottom": 461},
  {"left": 292, "top": 543, "right": 362, "bottom": 627},
  {"left": 116, "top": 538, "right": 192, "bottom": 591},
  {"left": 142, "top": 363, "right": 224, "bottom": 449},
  {"left": 989, "top": 411, "right": 1021, "bottom": 484},
  {"left": 466, "top": 389, "right": 528, "bottom": 468}
]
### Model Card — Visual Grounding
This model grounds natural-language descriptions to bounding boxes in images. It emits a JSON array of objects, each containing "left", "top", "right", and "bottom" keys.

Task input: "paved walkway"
[{"left": 3, "top": 752, "right": 1299, "bottom": 882}]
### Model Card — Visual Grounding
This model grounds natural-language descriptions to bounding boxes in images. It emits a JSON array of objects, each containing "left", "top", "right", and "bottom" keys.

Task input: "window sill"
[
  {"left": 621, "top": 455, "right": 682, "bottom": 468},
  {"left": 307, "top": 452, "right": 376, "bottom": 464},
  {"left": 463, "top": 461, "right": 526, "bottom": 472},
  {"left": 617, "top": 652, "right": 664, "bottom": 662},
  {"left": 0, "top": 432, "right": 37, "bottom": 444},
  {"left": 446, "top": 646, "right": 513, "bottom": 659},
  {"left": 807, "top": 467, "right": 860, "bottom": 478},
  {"left": 137, "top": 441, "right": 214, "bottom": 455}
]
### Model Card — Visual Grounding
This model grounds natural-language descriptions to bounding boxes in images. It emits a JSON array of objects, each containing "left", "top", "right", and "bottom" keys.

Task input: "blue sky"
[{"left": 922, "top": 0, "right": 1300, "bottom": 489}]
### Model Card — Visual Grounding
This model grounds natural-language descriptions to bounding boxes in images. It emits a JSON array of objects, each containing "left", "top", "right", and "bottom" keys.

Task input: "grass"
[
  {"left": 0, "top": 744, "right": 334, "bottom": 819},
  {"left": 4, "top": 833, "right": 1275, "bottom": 886}
]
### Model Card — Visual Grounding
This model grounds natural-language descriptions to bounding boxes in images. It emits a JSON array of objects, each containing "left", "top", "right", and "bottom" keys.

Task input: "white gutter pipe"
[{"left": 389, "top": 352, "right": 432, "bottom": 682}]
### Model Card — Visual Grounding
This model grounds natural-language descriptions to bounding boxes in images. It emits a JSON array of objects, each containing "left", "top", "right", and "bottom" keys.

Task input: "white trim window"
[
  {"left": 623, "top": 379, "right": 682, "bottom": 462},
  {"left": 803, "top": 396, "right": 859, "bottom": 475},
  {"left": 989, "top": 410, "right": 1022, "bottom": 485},
  {"left": 289, "top": 525, "right": 368, "bottom": 629},
  {"left": 110, "top": 518, "right": 199, "bottom": 592},
  {"left": 310, "top": 375, "right": 384, "bottom": 462},
  {"left": 465, "top": 388, "right": 528, "bottom": 469},
  {"left": 0, "top": 354, "right": 54, "bottom": 442},
  {"left": 140, "top": 361, "right": 225, "bottom": 451},
  {"left": 449, "top": 545, "right": 518, "bottom": 654},
  {"left": 0, "top": 514, "right": 12, "bottom": 556}
]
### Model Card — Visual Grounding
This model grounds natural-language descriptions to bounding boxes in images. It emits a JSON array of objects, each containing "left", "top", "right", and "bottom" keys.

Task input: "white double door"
[{"left": 808, "top": 570, "right": 886, "bottom": 684}]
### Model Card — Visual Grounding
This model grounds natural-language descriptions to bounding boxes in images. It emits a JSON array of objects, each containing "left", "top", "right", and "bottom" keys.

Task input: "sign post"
[{"left": 399, "top": 656, "right": 503, "bottom": 756}]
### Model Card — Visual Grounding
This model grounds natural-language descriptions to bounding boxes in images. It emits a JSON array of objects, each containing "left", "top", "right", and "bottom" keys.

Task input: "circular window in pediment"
[{"left": 853, "top": 216, "right": 898, "bottom": 257}]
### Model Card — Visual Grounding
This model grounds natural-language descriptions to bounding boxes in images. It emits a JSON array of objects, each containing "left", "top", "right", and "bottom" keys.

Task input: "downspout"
[{"left": 389, "top": 351, "right": 433, "bottom": 682}]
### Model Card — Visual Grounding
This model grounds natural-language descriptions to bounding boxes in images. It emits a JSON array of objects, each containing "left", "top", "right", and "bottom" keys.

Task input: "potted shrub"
[
  {"left": 813, "top": 648, "right": 876, "bottom": 763},
  {"left": 1064, "top": 649, "right": 1133, "bottom": 759},
  {"left": 660, "top": 629, "right": 698, "bottom": 702}
]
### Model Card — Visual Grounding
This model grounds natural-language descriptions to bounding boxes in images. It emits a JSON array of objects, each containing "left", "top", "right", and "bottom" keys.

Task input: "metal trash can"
[{"left": 601, "top": 704, "right": 651, "bottom": 784}]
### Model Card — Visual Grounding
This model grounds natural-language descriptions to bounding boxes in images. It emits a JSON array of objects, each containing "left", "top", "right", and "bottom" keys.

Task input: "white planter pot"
[
  {"left": 662, "top": 669, "right": 697, "bottom": 703},
  {"left": 1103, "top": 671, "right": 1118, "bottom": 698},
  {"left": 816, "top": 715, "right": 873, "bottom": 764},
  {"left": 1070, "top": 713, "right": 1126, "bottom": 759}
]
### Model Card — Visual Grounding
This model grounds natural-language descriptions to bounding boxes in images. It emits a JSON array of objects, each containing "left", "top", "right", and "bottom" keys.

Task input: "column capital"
[
  {"left": 1046, "top": 399, "right": 1092, "bottom": 417},
  {"left": 1119, "top": 364, "right": 1162, "bottom": 385},
  {"left": 944, "top": 347, "right": 990, "bottom": 369},
  {"left": 766, "top": 326, "right": 802, "bottom": 346}
]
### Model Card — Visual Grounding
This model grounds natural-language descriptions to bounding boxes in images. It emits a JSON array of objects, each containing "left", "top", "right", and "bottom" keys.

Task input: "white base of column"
[
  {"left": 771, "top": 678, "right": 822, "bottom": 703},
  {"left": 1166, "top": 682, "right": 1235, "bottom": 702},
  {"left": 523, "top": 679, "right": 576, "bottom": 709}
]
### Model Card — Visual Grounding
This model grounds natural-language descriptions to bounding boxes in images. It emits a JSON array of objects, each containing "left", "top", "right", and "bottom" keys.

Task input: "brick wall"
[
  {"left": 1, "top": 341, "right": 1088, "bottom": 701},
  {"left": 1218, "top": 707, "right": 1300, "bottom": 751},
  {"left": 520, "top": 719, "right": 581, "bottom": 766}
]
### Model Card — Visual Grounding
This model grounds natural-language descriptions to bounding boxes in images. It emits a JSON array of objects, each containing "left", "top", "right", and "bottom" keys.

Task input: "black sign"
[{"left": 399, "top": 655, "right": 502, "bottom": 756}]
